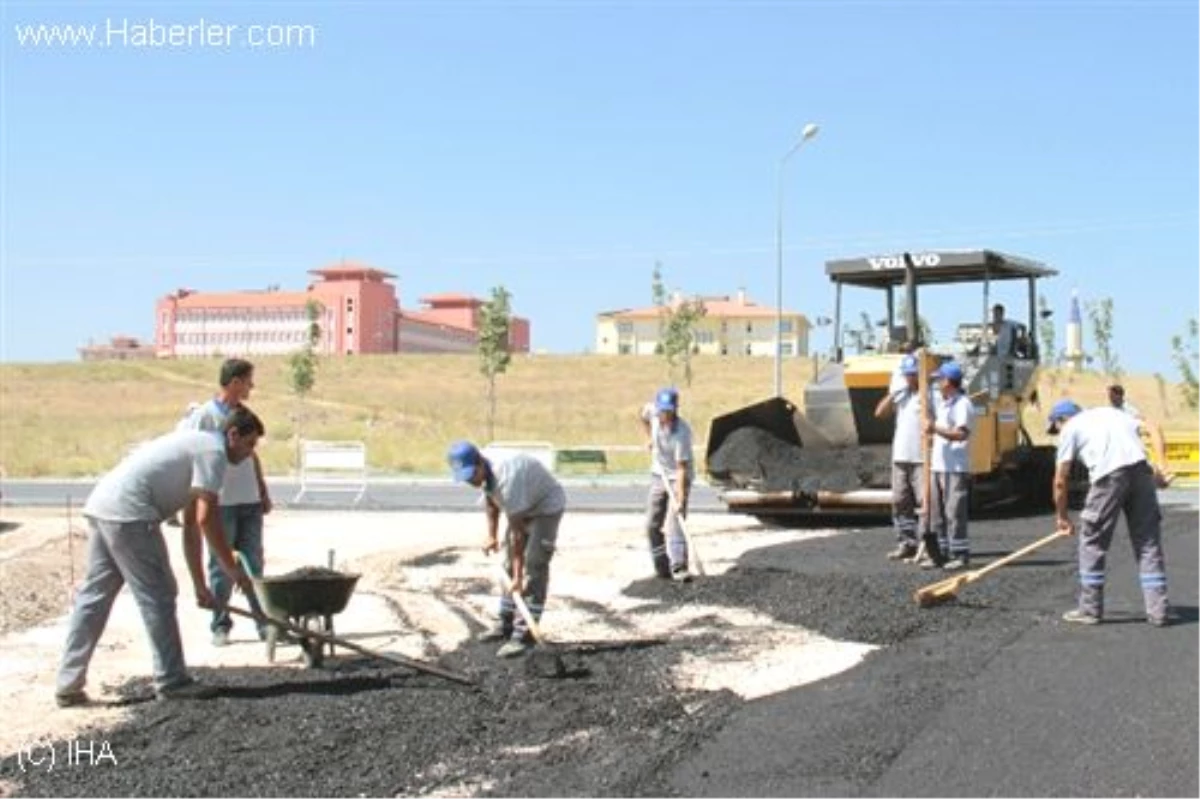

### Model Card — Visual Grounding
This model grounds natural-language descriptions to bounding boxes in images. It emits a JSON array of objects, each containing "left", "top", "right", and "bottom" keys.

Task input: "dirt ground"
[{"left": 0, "top": 506, "right": 873, "bottom": 797}]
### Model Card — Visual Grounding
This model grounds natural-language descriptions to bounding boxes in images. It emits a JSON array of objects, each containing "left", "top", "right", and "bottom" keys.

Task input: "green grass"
[{"left": 0, "top": 355, "right": 1194, "bottom": 477}]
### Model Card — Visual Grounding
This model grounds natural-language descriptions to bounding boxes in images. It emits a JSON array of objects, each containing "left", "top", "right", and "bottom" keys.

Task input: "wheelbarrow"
[{"left": 251, "top": 567, "right": 361, "bottom": 668}]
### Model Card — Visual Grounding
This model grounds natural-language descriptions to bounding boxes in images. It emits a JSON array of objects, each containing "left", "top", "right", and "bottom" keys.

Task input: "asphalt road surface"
[{"left": 0, "top": 477, "right": 725, "bottom": 513}]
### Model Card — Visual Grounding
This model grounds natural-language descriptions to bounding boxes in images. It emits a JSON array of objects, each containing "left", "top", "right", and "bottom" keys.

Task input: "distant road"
[{"left": 0, "top": 477, "right": 727, "bottom": 514}]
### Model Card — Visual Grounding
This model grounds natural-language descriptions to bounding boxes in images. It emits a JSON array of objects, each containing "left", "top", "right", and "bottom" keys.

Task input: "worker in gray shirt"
[
  {"left": 448, "top": 441, "right": 567, "bottom": 659},
  {"left": 639, "top": 387, "right": 695, "bottom": 582},
  {"left": 55, "top": 407, "right": 265, "bottom": 707}
]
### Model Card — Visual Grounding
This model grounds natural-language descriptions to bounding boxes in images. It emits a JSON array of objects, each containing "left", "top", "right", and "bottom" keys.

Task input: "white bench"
[
  {"left": 293, "top": 440, "right": 368, "bottom": 505},
  {"left": 482, "top": 440, "right": 557, "bottom": 472}
]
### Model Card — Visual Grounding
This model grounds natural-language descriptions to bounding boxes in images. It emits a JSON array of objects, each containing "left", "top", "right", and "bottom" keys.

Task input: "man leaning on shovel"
[{"left": 448, "top": 441, "right": 567, "bottom": 659}]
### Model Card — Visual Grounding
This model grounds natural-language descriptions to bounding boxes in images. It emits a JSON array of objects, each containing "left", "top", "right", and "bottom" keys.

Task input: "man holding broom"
[
  {"left": 1047, "top": 400, "right": 1176, "bottom": 627},
  {"left": 448, "top": 441, "right": 567, "bottom": 658}
]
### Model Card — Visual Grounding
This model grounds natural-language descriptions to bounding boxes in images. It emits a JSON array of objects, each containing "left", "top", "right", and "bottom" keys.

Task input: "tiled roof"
[
  {"left": 309, "top": 261, "right": 398, "bottom": 280},
  {"left": 419, "top": 293, "right": 482, "bottom": 306},
  {"left": 599, "top": 298, "right": 809, "bottom": 323}
]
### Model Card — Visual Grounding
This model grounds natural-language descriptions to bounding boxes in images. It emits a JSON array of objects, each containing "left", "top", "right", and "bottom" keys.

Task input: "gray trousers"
[
  {"left": 499, "top": 512, "right": 562, "bottom": 641},
  {"left": 1076, "top": 461, "right": 1168, "bottom": 620},
  {"left": 929, "top": 472, "right": 971, "bottom": 560},
  {"left": 646, "top": 474, "right": 689, "bottom": 576},
  {"left": 891, "top": 462, "right": 921, "bottom": 545},
  {"left": 57, "top": 518, "right": 190, "bottom": 695}
]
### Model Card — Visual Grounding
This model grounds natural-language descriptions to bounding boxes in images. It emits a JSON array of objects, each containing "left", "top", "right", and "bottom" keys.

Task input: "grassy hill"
[{"left": 0, "top": 355, "right": 1194, "bottom": 477}]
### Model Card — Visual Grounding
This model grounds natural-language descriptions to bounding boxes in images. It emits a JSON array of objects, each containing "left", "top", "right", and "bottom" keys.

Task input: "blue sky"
[{"left": 2, "top": 0, "right": 1197, "bottom": 375}]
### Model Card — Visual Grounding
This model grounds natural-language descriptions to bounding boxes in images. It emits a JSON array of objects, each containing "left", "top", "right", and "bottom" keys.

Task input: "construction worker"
[
  {"left": 989, "top": 303, "right": 1019, "bottom": 357},
  {"left": 448, "top": 441, "right": 567, "bottom": 658},
  {"left": 179, "top": 358, "right": 274, "bottom": 646},
  {"left": 639, "top": 387, "right": 694, "bottom": 581},
  {"left": 55, "top": 407, "right": 265, "bottom": 707},
  {"left": 875, "top": 353, "right": 930, "bottom": 560},
  {"left": 921, "top": 361, "right": 973, "bottom": 570},
  {"left": 1107, "top": 384, "right": 1143, "bottom": 419},
  {"left": 1047, "top": 399, "right": 1176, "bottom": 626}
]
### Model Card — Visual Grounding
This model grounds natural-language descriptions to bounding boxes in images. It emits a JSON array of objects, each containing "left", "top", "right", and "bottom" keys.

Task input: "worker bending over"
[
  {"left": 1047, "top": 400, "right": 1175, "bottom": 627},
  {"left": 448, "top": 441, "right": 567, "bottom": 658}
]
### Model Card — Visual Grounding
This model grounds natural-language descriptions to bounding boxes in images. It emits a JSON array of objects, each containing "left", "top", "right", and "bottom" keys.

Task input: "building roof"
[
  {"left": 824, "top": 249, "right": 1057, "bottom": 288},
  {"left": 598, "top": 296, "right": 809, "bottom": 323},
  {"left": 171, "top": 291, "right": 312, "bottom": 309},
  {"left": 309, "top": 261, "right": 398, "bottom": 280},
  {"left": 419, "top": 293, "right": 483, "bottom": 307}
]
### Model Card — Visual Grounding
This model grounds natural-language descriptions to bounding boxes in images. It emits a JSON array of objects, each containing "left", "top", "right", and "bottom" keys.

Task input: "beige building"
[{"left": 595, "top": 289, "right": 810, "bottom": 357}]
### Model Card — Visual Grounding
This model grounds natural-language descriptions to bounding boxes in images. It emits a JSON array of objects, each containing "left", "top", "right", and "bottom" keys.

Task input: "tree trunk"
[{"left": 486, "top": 376, "right": 496, "bottom": 442}]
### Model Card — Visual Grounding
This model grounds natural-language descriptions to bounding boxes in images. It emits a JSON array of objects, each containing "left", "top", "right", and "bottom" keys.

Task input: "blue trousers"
[{"left": 208, "top": 502, "right": 265, "bottom": 633}]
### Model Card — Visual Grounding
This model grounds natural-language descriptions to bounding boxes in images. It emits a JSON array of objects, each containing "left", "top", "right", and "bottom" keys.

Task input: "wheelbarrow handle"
[{"left": 225, "top": 606, "right": 476, "bottom": 687}]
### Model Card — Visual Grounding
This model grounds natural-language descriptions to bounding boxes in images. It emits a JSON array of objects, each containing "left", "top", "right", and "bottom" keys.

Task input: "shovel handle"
[{"left": 225, "top": 605, "right": 476, "bottom": 686}]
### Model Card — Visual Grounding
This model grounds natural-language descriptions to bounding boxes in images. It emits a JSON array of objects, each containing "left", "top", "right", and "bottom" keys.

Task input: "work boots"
[{"left": 478, "top": 614, "right": 514, "bottom": 643}]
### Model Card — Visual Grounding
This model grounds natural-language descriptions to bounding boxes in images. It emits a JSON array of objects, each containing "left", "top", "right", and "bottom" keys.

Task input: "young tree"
[
  {"left": 288, "top": 299, "right": 323, "bottom": 467},
  {"left": 1171, "top": 318, "right": 1199, "bottom": 411},
  {"left": 478, "top": 285, "right": 514, "bottom": 442},
  {"left": 1037, "top": 294, "right": 1056, "bottom": 365},
  {"left": 651, "top": 262, "right": 706, "bottom": 386},
  {"left": 1086, "top": 297, "right": 1121, "bottom": 380},
  {"left": 663, "top": 296, "right": 707, "bottom": 387}
]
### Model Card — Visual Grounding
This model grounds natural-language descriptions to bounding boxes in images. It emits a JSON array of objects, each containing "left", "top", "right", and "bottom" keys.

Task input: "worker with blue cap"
[
  {"left": 639, "top": 387, "right": 695, "bottom": 581},
  {"left": 1045, "top": 399, "right": 1176, "bottom": 626},
  {"left": 447, "top": 440, "right": 567, "bottom": 657},
  {"left": 920, "top": 360, "right": 973, "bottom": 570},
  {"left": 875, "top": 353, "right": 933, "bottom": 560}
]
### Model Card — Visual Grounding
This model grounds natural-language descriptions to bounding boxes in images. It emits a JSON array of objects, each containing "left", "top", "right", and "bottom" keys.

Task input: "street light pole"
[{"left": 774, "top": 122, "right": 820, "bottom": 397}]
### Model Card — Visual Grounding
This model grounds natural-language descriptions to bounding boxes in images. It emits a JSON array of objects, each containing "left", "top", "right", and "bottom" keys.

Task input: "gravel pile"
[
  {"left": 708, "top": 427, "right": 891, "bottom": 493},
  {"left": 270, "top": 567, "right": 350, "bottom": 581}
]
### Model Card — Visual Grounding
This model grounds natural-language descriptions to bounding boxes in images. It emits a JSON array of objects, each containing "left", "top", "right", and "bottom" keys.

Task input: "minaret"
[{"left": 1064, "top": 288, "right": 1084, "bottom": 373}]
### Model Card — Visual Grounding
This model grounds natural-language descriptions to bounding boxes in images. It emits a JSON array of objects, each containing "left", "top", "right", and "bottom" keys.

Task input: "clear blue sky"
[{"left": 3, "top": 0, "right": 1197, "bottom": 375}]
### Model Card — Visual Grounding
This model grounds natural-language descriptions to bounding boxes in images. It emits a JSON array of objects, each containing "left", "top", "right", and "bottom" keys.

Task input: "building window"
[
  {"left": 346, "top": 327, "right": 354, "bottom": 335},
  {"left": 780, "top": 342, "right": 794, "bottom": 356},
  {"left": 617, "top": 321, "right": 633, "bottom": 334},
  {"left": 721, "top": 345, "right": 728, "bottom": 356},
  {"left": 721, "top": 320, "right": 728, "bottom": 333},
  {"left": 618, "top": 343, "right": 632, "bottom": 355},
  {"left": 745, "top": 343, "right": 753, "bottom": 355},
  {"left": 745, "top": 322, "right": 753, "bottom": 334},
  {"left": 780, "top": 320, "right": 794, "bottom": 334}
]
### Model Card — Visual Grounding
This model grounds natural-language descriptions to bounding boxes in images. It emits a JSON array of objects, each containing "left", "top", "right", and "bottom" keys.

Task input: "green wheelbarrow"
[{"left": 251, "top": 567, "right": 361, "bottom": 668}]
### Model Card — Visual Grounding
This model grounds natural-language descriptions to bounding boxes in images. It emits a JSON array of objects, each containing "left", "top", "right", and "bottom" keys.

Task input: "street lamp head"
[{"left": 801, "top": 123, "right": 820, "bottom": 141}]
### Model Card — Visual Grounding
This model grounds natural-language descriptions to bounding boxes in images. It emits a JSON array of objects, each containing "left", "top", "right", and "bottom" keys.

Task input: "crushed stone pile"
[{"left": 708, "top": 427, "right": 892, "bottom": 493}]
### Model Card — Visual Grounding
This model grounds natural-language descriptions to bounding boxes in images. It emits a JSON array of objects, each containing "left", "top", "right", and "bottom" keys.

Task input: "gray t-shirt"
[
  {"left": 484, "top": 453, "right": 566, "bottom": 520},
  {"left": 179, "top": 398, "right": 260, "bottom": 506},
  {"left": 641, "top": 403, "right": 695, "bottom": 482},
  {"left": 84, "top": 430, "right": 228, "bottom": 522}
]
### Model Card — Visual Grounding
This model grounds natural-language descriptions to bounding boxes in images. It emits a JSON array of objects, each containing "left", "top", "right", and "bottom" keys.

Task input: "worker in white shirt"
[{"left": 1047, "top": 399, "right": 1175, "bottom": 627}]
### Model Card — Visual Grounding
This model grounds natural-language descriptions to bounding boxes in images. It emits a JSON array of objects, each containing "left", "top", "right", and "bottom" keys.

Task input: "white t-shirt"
[
  {"left": 485, "top": 453, "right": 566, "bottom": 520},
  {"left": 179, "top": 398, "right": 262, "bottom": 506},
  {"left": 641, "top": 403, "right": 695, "bottom": 482},
  {"left": 931, "top": 392, "right": 973, "bottom": 474},
  {"left": 890, "top": 383, "right": 935, "bottom": 464},
  {"left": 84, "top": 430, "right": 227, "bottom": 522},
  {"left": 1056, "top": 406, "right": 1147, "bottom": 483}
]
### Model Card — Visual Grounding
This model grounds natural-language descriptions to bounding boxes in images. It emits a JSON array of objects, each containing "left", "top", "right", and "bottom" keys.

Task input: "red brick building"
[{"left": 152, "top": 262, "right": 531, "bottom": 358}]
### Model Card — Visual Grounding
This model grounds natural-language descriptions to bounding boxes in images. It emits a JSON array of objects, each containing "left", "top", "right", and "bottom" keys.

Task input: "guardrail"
[{"left": 293, "top": 440, "right": 368, "bottom": 505}]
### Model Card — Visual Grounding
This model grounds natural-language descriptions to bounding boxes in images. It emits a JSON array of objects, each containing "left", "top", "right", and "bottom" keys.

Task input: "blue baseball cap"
[
  {"left": 447, "top": 440, "right": 482, "bottom": 482},
  {"left": 899, "top": 354, "right": 919, "bottom": 376},
  {"left": 1046, "top": 399, "right": 1082, "bottom": 434},
  {"left": 655, "top": 387, "right": 679, "bottom": 412},
  {"left": 934, "top": 362, "right": 963, "bottom": 382}
]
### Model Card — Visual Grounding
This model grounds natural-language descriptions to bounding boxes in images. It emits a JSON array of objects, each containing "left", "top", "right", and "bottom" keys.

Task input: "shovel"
[
  {"left": 224, "top": 603, "right": 476, "bottom": 687},
  {"left": 662, "top": 476, "right": 706, "bottom": 577}
]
